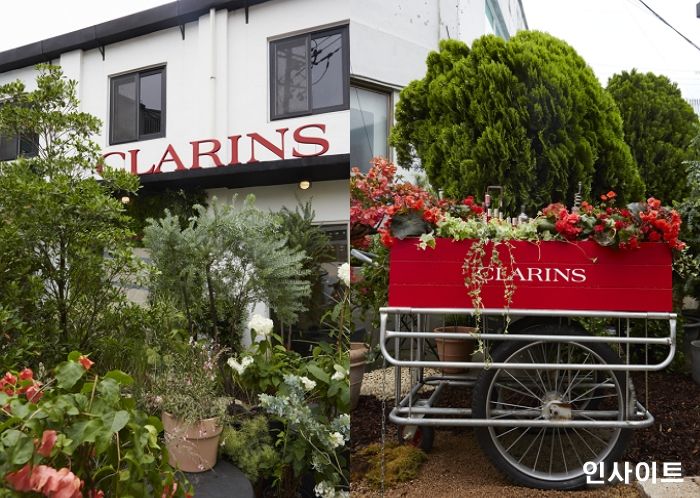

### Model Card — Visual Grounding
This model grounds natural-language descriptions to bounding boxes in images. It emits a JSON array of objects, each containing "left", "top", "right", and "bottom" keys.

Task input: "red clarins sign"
[
  {"left": 389, "top": 238, "right": 673, "bottom": 312},
  {"left": 101, "top": 123, "right": 329, "bottom": 175}
]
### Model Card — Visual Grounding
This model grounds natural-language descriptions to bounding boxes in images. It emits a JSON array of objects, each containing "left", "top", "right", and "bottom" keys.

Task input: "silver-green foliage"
[
  {"left": 143, "top": 196, "right": 310, "bottom": 349},
  {"left": 220, "top": 416, "right": 278, "bottom": 482}
]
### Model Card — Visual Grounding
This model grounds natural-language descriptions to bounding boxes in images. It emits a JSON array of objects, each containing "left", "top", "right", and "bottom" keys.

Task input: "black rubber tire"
[
  {"left": 472, "top": 324, "right": 633, "bottom": 490},
  {"left": 398, "top": 425, "right": 435, "bottom": 452}
]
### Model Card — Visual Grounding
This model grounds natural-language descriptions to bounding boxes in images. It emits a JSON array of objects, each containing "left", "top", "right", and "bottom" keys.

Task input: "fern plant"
[
  {"left": 276, "top": 201, "right": 335, "bottom": 344},
  {"left": 143, "top": 195, "right": 311, "bottom": 353}
]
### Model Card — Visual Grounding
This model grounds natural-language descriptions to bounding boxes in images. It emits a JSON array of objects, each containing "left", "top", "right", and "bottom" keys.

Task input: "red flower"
[
  {"left": 542, "top": 203, "right": 567, "bottom": 218},
  {"left": 18, "top": 368, "right": 33, "bottom": 381},
  {"left": 88, "top": 490, "right": 105, "bottom": 498},
  {"left": 3, "top": 372, "right": 17, "bottom": 385},
  {"left": 462, "top": 196, "right": 475, "bottom": 206},
  {"left": 647, "top": 197, "right": 661, "bottom": 210},
  {"left": 37, "top": 430, "right": 57, "bottom": 458},
  {"left": 78, "top": 356, "right": 94, "bottom": 371},
  {"left": 26, "top": 384, "right": 43, "bottom": 404},
  {"left": 378, "top": 229, "right": 394, "bottom": 248},
  {"left": 606, "top": 191, "right": 617, "bottom": 199}
]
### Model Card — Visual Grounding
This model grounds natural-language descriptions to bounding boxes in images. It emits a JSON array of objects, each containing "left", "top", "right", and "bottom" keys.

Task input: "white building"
[
  {"left": 0, "top": 0, "right": 527, "bottom": 223},
  {"left": 0, "top": 1, "right": 526, "bottom": 326},
  {"left": 0, "top": 0, "right": 351, "bottom": 264}
]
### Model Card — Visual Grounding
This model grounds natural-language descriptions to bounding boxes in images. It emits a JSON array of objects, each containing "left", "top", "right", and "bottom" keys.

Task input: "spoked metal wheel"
[{"left": 472, "top": 325, "right": 633, "bottom": 489}]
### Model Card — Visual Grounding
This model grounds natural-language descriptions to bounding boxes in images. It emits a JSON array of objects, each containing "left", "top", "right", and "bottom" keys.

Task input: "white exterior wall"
[
  {"left": 0, "top": 0, "right": 350, "bottom": 224},
  {"left": 350, "top": 0, "right": 526, "bottom": 89}
]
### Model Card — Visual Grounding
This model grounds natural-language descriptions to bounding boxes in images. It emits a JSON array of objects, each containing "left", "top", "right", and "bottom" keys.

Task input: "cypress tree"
[
  {"left": 607, "top": 69, "right": 699, "bottom": 203},
  {"left": 391, "top": 31, "right": 644, "bottom": 213}
]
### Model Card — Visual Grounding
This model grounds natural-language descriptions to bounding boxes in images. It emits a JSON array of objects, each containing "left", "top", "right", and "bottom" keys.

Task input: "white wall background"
[{"left": 0, "top": 0, "right": 350, "bottom": 224}]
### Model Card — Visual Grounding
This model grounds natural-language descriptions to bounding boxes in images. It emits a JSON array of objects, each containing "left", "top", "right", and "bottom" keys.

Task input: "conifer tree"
[
  {"left": 607, "top": 69, "right": 699, "bottom": 203},
  {"left": 391, "top": 31, "right": 644, "bottom": 212}
]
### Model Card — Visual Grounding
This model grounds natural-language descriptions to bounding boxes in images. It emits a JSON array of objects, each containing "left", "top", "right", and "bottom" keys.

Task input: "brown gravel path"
[
  {"left": 350, "top": 429, "right": 639, "bottom": 497},
  {"left": 351, "top": 368, "right": 700, "bottom": 496}
]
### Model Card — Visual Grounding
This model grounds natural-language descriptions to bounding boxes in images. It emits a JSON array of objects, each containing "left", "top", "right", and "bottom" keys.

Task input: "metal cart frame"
[{"left": 378, "top": 306, "right": 677, "bottom": 488}]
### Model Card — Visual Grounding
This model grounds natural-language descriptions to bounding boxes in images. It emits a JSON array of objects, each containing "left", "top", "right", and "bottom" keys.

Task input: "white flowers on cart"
[
  {"left": 249, "top": 314, "right": 274, "bottom": 342},
  {"left": 337, "top": 262, "right": 351, "bottom": 286}
]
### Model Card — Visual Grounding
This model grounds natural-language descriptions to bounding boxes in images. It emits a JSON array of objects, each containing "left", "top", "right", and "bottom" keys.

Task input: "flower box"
[{"left": 388, "top": 238, "right": 673, "bottom": 312}]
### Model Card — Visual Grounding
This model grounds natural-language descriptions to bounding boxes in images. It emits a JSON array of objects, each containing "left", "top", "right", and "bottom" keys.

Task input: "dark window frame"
[
  {"left": 269, "top": 25, "right": 350, "bottom": 121},
  {"left": 109, "top": 66, "right": 166, "bottom": 146},
  {"left": 0, "top": 133, "right": 38, "bottom": 162}
]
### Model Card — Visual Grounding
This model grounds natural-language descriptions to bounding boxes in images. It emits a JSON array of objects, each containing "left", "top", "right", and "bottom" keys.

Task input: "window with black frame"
[
  {"left": 270, "top": 26, "right": 349, "bottom": 120},
  {"left": 109, "top": 67, "right": 165, "bottom": 145},
  {"left": 0, "top": 133, "right": 38, "bottom": 162}
]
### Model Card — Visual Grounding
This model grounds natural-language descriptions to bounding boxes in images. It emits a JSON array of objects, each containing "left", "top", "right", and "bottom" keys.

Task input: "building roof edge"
[{"left": 0, "top": 0, "right": 272, "bottom": 73}]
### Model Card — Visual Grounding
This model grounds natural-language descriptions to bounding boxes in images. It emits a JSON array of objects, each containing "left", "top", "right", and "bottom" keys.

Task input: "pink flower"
[
  {"left": 37, "top": 430, "right": 57, "bottom": 458},
  {"left": 26, "top": 384, "right": 43, "bottom": 404},
  {"left": 5, "top": 464, "right": 83, "bottom": 498}
]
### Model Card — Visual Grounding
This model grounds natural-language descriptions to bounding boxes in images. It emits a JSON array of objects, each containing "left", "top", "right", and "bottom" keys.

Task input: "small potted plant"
[{"left": 146, "top": 341, "right": 230, "bottom": 473}]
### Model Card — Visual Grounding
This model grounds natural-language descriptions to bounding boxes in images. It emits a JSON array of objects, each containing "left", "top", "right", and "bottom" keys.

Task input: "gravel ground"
[
  {"left": 350, "top": 429, "right": 639, "bottom": 498},
  {"left": 351, "top": 369, "right": 700, "bottom": 497}
]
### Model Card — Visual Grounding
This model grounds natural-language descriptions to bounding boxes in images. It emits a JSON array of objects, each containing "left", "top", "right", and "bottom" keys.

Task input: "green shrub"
[
  {"left": 0, "top": 353, "right": 190, "bottom": 496},
  {"left": 220, "top": 416, "right": 278, "bottom": 483},
  {"left": 607, "top": 70, "right": 699, "bottom": 203},
  {"left": 391, "top": 32, "right": 644, "bottom": 213}
]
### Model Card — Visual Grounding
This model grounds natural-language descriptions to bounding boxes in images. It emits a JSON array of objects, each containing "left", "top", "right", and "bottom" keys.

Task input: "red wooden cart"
[{"left": 379, "top": 238, "right": 677, "bottom": 490}]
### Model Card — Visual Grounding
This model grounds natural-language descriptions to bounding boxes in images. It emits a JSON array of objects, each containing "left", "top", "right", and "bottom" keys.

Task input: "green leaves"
[
  {"left": 608, "top": 70, "right": 699, "bottom": 204},
  {"left": 55, "top": 360, "right": 86, "bottom": 389},
  {"left": 391, "top": 31, "right": 644, "bottom": 212}
]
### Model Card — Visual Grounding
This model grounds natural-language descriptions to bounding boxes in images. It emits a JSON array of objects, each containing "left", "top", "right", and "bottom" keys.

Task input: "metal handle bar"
[{"left": 350, "top": 248, "right": 376, "bottom": 265}]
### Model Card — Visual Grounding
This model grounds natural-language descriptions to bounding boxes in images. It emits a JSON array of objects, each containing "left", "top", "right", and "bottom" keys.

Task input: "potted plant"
[
  {"left": 146, "top": 341, "right": 230, "bottom": 473},
  {"left": 433, "top": 315, "right": 477, "bottom": 374}
]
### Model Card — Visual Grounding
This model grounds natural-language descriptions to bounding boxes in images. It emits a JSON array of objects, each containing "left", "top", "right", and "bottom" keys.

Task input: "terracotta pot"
[
  {"left": 161, "top": 412, "right": 223, "bottom": 473},
  {"left": 433, "top": 326, "right": 476, "bottom": 374},
  {"left": 350, "top": 342, "right": 369, "bottom": 410}
]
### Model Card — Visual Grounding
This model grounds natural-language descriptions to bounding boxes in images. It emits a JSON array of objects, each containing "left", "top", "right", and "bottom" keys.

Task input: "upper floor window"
[
  {"left": 110, "top": 67, "right": 165, "bottom": 145},
  {"left": 0, "top": 133, "right": 38, "bottom": 162},
  {"left": 270, "top": 26, "right": 349, "bottom": 120},
  {"left": 351, "top": 84, "right": 391, "bottom": 173}
]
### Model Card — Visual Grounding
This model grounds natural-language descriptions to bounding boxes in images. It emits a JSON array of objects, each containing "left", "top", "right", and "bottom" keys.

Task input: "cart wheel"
[
  {"left": 398, "top": 425, "right": 435, "bottom": 452},
  {"left": 472, "top": 324, "right": 632, "bottom": 490}
]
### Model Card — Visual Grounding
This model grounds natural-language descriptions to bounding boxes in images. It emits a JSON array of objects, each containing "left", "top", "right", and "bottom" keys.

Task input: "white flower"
[
  {"left": 300, "top": 376, "right": 316, "bottom": 391},
  {"left": 331, "top": 366, "right": 347, "bottom": 381},
  {"left": 249, "top": 314, "right": 274, "bottom": 342},
  {"left": 337, "top": 262, "right": 351, "bottom": 286},
  {"left": 227, "top": 356, "right": 253, "bottom": 375},
  {"left": 328, "top": 431, "right": 345, "bottom": 449},
  {"left": 417, "top": 232, "right": 436, "bottom": 250}
]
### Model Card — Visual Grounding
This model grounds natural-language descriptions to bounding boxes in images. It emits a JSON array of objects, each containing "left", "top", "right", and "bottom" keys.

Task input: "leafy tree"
[
  {"left": 607, "top": 70, "right": 699, "bottom": 203},
  {"left": 0, "top": 64, "right": 139, "bottom": 365},
  {"left": 391, "top": 32, "right": 644, "bottom": 213},
  {"left": 143, "top": 196, "right": 310, "bottom": 352}
]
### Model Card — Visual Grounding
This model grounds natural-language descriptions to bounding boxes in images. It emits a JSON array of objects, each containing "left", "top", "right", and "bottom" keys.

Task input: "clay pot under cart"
[{"left": 433, "top": 326, "right": 476, "bottom": 374}]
